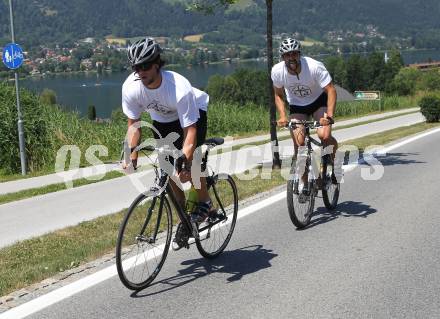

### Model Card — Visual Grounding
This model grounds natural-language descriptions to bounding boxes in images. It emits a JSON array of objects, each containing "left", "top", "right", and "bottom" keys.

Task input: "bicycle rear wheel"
[
  {"left": 321, "top": 155, "right": 340, "bottom": 210},
  {"left": 196, "top": 174, "right": 238, "bottom": 259},
  {"left": 287, "top": 163, "right": 316, "bottom": 229},
  {"left": 116, "top": 193, "right": 172, "bottom": 290}
]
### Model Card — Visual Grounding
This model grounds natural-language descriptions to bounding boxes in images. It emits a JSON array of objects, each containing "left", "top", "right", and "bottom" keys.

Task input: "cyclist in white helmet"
[
  {"left": 271, "top": 37, "right": 338, "bottom": 160},
  {"left": 122, "top": 37, "right": 214, "bottom": 248}
]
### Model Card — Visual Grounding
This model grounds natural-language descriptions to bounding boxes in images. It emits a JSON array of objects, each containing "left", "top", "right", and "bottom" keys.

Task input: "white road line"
[
  {"left": 344, "top": 127, "right": 440, "bottom": 173},
  {"left": 0, "top": 192, "right": 286, "bottom": 319},
  {"left": 2, "top": 127, "right": 439, "bottom": 319},
  {"left": 377, "top": 127, "right": 440, "bottom": 155}
]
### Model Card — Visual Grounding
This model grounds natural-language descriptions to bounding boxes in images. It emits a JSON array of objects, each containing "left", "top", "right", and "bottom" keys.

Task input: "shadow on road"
[
  {"left": 131, "top": 244, "right": 277, "bottom": 297},
  {"left": 375, "top": 152, "right": 424, "bottom": 167},
  {"left": 302, "top": 200, "right": 377, "bottom": 230}
]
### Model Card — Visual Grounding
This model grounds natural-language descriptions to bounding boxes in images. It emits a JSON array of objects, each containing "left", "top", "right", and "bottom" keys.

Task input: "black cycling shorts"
[
  {"left": 290, "top": 92, "right": 328, "bottom": 115},
  {"left": 151, "top": 110, "right": 207, "bottom": 151}
]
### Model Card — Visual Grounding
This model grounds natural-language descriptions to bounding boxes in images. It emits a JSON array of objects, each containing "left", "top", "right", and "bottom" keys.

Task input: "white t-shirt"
[
  {"left": 193, "top": 87, "right": 209, "bottom": 112},
  {"left": 271, "top": 56, "right": 332, "bottom": 106},
  {"left": 122, "top": 70, "right": 207, "bottom": 127}
]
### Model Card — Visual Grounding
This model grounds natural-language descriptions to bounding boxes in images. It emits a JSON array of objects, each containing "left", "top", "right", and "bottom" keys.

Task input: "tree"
[
  {"left": 189, "top": 0, "right": 281, "bottom": 167},
  {"left": 186, "top": 0, "right": 237, "bottom": 14},
  {"left": 345, "top": 55, "right": 364, "bottom": 92},
  {"left": 364, "top": 52, "right": 387, "bottom": 91},
  {"left": 389, "top": 67, "right": 419, "bottom": 95},
  {"left": 206, "top": 74, "right": 241, "bottom": 102},
  {"left": 420, "top": 70, "right": 440, "bottom": 91},
  {"left": 324, "top": 56, "right": 347, "bottom": 88},
  {"left": 206, "top": 69, "right": 269, "bottom": 105},
  {"left": 383, "top": 50, "right": 404, "bottom": 92}
]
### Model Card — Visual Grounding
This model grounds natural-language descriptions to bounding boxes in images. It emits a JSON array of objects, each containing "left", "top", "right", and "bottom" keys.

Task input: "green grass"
[
  {"left": 341, "top": 122, "right": 440, "bottom": 151},
  {"left": 0, "top": 121, "right": 439, "bottom": 297},
  {"left": 0, "top": 171, "right": 124, "bottom": 205}
]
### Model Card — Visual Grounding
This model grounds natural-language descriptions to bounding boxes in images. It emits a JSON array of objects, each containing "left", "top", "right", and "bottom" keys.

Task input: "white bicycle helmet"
[
  {"left": 127, "top": 37, "right": 162, "bottom": 66},
  {"left": 279, "top": 38, "right": 301, "bottom": 55}
]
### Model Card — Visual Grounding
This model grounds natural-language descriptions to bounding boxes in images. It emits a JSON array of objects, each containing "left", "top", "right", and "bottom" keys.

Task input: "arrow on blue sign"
[{"left": 2, "top": 43, "right": 24, "bottom": 69}]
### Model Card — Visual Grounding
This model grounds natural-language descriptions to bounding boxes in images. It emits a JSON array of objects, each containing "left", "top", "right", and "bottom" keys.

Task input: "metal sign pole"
[{"left": 9, "top": 0, "right": 27, "bottom": 175}]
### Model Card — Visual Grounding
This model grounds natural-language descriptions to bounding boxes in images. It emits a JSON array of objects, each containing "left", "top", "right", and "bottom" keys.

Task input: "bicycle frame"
[
  {"left": 140, "top": 142, "right": 225, "bottom": 245},
  {"left": 290, "top": 121, "right": 324, "bottom": 184},
  {"left": 116, "top": 137, "right": 237, "bottom": 290},
  {"left": 141, "top": 168, "right": 196, "bottom": 244}
]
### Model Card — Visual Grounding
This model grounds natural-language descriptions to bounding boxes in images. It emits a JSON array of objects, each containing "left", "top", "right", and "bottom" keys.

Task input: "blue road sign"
[{"left": 2, "top": 43, "right": 24, "bottom": 69}]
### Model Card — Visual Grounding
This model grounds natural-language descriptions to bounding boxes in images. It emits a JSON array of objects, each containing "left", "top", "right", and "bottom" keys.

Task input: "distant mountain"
[{"left": 1, "top": 0, "right": 439, "bottom": 48}]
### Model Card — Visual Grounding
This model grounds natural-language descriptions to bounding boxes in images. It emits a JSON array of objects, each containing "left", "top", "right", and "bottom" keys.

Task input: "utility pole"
[{"left": 266, "top": 0, "right": 281, "bottom": 168}]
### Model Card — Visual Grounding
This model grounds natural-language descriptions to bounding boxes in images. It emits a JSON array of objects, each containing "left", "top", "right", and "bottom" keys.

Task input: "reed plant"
[
  {"left": 207, "top": 101, "right": 269, "bottom": 137},
  {"left": 336, "top": 94, "right": 418, "bottom": 118}
]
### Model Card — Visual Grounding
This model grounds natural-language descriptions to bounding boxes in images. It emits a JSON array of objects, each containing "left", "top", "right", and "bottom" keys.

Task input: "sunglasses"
[{"left": 133, "top": 62, "right": 154, "bottom": 72}]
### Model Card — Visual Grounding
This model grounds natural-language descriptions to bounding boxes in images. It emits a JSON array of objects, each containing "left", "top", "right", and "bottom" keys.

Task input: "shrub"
[
  {"left": 419, "top": 94, "right": 440, "bottom": 122},
  {"left": 39, "top": 88, "right": 57, "bottom": 105},
  {"left": 206, "top": 69, "right": 269, "bottom": 106},
  {"left": 87, "top": 105, "right": 96, "bottom": 121}
]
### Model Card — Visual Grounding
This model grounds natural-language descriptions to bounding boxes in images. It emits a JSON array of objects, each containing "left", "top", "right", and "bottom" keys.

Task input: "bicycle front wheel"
[
  {"left": 321, "top": 155, "right": 340, "bottom": 210},
  {"left": 116, "top": 193, "right": 172, "bottom": 290},
  {"left": 287, "top": 165, "right": 316, "bottom": 229},
  {"left": 196, "top": 174, "right": 238, "bottom": 259}
]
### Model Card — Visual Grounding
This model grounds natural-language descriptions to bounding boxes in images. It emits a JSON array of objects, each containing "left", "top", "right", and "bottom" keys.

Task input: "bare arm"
[
  {"left": 125, "top": 118, "right": 141, "bottom": 167},
  {"left": 182, "top": 123, "right": 197, "bottom": 161},
  {"left": 274, "top": 86, "right": 288, "bottom": 126},
  {"left": 323, "top": 82, "right": 337, "bottom": 118}
]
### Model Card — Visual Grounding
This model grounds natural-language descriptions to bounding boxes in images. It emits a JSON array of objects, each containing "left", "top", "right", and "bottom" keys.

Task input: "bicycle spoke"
[
  {"left": 116, "top": 194, "right": 172, "bottom": 290},
  {"left": 287, "top": 174, "right": 316, "bottom": 228},
  {"left": 322, "top": 157, "right": 340, "bottom": 210},
  {"left": 196, "top": 175, "right": 238, "bottom": 258}
]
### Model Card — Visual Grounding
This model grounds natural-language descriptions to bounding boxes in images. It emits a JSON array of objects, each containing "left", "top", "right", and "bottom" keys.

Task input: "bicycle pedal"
[{"left": 172, "top": 239, "right": 189, "bottom": 251}]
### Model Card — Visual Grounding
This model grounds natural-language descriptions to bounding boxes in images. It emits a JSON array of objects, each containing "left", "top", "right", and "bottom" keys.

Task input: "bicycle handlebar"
[
  {"left": 123, "top": 138, "right": 223, "bottom": 173},
  {"left": 273, "top": 118, "right": 334, "bottom": 129},
  {"left": 288, "top": 120, "right": 320, "bottom": 129}
]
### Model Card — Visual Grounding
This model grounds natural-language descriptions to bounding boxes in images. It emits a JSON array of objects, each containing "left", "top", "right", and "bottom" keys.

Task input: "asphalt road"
[
  {"left": 5, "top": 125, "right": 438, "bottom": 318},
  {"left": 0, "top": 112, "right": 425, "bottom": 248}
]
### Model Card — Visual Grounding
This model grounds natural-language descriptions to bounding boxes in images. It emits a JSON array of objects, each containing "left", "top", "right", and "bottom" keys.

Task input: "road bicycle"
[
  {"left": 115, "top": 138, "right": 238, "bottom": 290},
  {"left": 286, "top": 120, "right": 340, "bottom": 228}
]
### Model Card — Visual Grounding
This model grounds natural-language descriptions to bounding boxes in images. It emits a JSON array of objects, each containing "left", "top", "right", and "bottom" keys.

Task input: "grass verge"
[
  {"left": 0, "top": 171, "right": 124, "bottom": 205},
  {"left": 1, "top": 122, "right": 439, "bottom": 297}
]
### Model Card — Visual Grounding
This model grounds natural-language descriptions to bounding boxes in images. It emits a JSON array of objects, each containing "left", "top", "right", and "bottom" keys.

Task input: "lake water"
[
  {"left": 20, "top": 49, "right": 440, "bottom": 118},
  {"left": 21, "top": 60, "right": 265, "bottom": 118}
]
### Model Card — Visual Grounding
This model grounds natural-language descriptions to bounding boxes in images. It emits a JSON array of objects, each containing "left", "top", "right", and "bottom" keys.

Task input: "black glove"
[{"left": 175, "top": 154, "right": 188, "bottom": 174}]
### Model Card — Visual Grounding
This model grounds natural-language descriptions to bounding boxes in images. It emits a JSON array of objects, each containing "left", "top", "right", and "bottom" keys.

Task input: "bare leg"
[
  {"left": 290, "top": 113, "right": 309, "bottom": 187},
  {"left": 195, "top": 177, "right": 210, "bottom": 203},
  {"left": 314, "top": 107, "right": 338, "bottom": 159}
]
